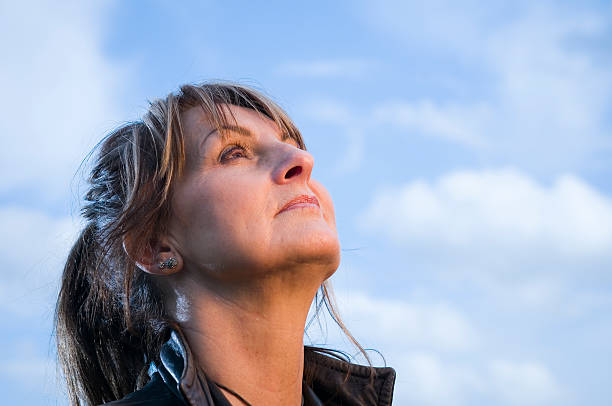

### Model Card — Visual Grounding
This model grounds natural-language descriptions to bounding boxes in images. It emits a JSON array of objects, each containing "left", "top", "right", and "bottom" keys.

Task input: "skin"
[{"left": 139, "top": 104, "right": 341, "bottom": 405}]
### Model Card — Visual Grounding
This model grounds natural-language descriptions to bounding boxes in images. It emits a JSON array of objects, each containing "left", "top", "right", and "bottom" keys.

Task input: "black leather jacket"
[{"left": 103, "top": 330, "right": 396, "bottom": 405}]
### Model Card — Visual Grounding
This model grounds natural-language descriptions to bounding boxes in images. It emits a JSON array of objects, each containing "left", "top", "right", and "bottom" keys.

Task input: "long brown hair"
[{"left": 55, "top": 82, "right": 369, "bottom": 406}]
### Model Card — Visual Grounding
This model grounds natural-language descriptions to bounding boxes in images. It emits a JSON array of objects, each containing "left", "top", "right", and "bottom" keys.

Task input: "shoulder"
[
  {"left": 100, "top": 373, "right": 185, "bottom": 406},
  {"left": 305, "top": 350, "right": 396, "bottom": 406}
]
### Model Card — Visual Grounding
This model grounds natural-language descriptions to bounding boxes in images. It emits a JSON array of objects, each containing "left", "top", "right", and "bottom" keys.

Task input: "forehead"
[{"left": 180, "top": 103, "right": 283, "bottom": 145}]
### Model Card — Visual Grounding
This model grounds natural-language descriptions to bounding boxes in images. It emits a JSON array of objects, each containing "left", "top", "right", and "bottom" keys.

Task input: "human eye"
[{"left": 219, "top": 141, "right": 249, "bottom": 163}]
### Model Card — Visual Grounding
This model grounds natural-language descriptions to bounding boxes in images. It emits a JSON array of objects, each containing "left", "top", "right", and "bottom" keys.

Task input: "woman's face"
[{"left": 167, "top": 104, "right": 340, "bottom": 282}]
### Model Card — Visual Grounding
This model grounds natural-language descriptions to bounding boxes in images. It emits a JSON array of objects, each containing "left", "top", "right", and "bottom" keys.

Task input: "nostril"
[{"left": 285, "top": 166, "right": 302, "bottom": 179}]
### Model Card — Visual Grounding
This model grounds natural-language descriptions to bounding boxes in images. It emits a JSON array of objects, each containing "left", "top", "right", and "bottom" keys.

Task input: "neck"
[{"left": 170, "top": 270, "right": 322, "bottom": 406}]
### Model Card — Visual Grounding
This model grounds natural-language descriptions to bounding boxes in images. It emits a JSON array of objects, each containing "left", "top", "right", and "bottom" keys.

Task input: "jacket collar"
[{"left": 151, "top": 329, "right": 396, "bottom": 406}]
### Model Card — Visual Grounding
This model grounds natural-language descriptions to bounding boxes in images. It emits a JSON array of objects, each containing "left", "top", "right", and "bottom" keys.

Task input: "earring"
[{"left": 159, "top": 257, "right": 178, "bottom": 271}]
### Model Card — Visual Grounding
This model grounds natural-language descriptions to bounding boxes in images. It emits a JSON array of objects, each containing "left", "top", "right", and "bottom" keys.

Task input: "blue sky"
[{"left": 1, "top": 1, "right": 611, "bottom": 405}]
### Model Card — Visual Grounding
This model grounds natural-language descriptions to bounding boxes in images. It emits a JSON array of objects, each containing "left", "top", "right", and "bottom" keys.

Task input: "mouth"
[{"left": 278, "top": 194, "right": 320, "bottom": 215}]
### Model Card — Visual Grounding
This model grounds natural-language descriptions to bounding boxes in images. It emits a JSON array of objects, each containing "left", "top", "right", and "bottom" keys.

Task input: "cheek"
[
  {"left": 170, "top": 173, "right": 269, "bottom": 251},
  {"left": 169, "top": 181, "right": 216, "bottom": 246},
  {"left": 310, "top": 179, "right": 336, "bottom": 229},
  {"left": 173, "top": 180, "right": 230, "bottom": 234}
]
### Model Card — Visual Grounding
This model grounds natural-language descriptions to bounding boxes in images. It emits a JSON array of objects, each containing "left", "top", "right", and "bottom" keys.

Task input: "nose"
[{"left": 272, "top": 145, "right": 314, "bottom": 185}]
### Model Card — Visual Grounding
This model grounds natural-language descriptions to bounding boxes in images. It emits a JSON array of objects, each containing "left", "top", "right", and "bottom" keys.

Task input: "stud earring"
[{"left": 159, "top": 257, "right": 178, "bottom": 271}]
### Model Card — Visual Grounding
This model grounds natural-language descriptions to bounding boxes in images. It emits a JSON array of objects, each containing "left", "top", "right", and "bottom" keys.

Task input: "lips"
[{"left": 278, "top": 194, "right": 320, "bottom": 214}]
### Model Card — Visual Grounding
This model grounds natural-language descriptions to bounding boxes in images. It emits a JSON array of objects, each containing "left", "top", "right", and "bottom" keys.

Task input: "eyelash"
[{"left": 219, "top": 141, "right": 250, "bottom": 162}]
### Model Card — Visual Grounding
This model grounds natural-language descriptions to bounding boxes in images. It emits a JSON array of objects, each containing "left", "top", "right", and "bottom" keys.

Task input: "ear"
[{"left": 122, "top": 236, "right": 184, "bottom": 275}]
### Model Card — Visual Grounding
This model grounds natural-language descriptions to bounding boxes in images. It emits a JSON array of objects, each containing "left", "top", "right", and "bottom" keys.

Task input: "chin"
[{"left": 288, "top": 229, "right": 341, "bottom": 279}]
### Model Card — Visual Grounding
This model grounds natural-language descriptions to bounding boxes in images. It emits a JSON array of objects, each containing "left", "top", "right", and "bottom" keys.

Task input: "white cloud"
[
  {"left": 394, "top": 356, "right": 563, "bottom": 406},
  {"left": 306, "top": 287, "right": 566, "bottom": 406},
  {"left": 0, "top": 2, "right": 125, "bottom": 404},
  {"left": 483, "top": 7, "right": 610, "bottom": 172},
  {"left": 372, "top": 100, "right": 490, "bottom": 148},
  {"left": 489, "top": 360, "right": 564, "bottom": 406},
  {"left": 0, "top": 205, "right": 78, "bottom": 404},
  {"left": 0, "top": 205, "right": 79, "bottom": 317},
  {"left": 0, "top": 0, "right": 127, "bottom": 202},
  {"left": 278, "top": 59, "right": 373, "bottom": 78},
  {"left": 302, "top": 99, "right": 366, "bottom": 173},
  {"left": 305, "top": 291, "right": 482, "bottom": 404},
  {"left": 361, "top": 168, "right": 612, "bottom": 260},
  {"left": 361, "top": 0, "right": 501, "bottom": 55},
  {"left": 394, "top": 351, "right": 483, "bottom": 406},
  {"left": 303, "top": 99, "right": 354, "bottom": 125},
  {"left": 0, "top": 338, "right": 67, "bottom": 404},
  {"left": 359, "top": 1, "right": 612, "bottom": 174},
  {"left": 0, "top": 340, "right": 54, "bottom": 390},
  {"left": 332, "top": 291, "right": 479, "bottom": 352}
]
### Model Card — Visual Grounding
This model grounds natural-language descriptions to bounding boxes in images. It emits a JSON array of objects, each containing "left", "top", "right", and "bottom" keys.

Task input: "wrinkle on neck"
[{"left": 169, "top": 267, "right": 323, "bottom": 406}]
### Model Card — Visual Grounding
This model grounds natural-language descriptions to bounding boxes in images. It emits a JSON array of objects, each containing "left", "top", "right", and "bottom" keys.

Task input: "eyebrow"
[
  {"left": 200, "top": 124, "right": 291, "bottom": 151},
  {"left": 202, "top": 124, "right": 252, "bottom": 143},
  {"left": 199, "top": 125, "right": 248, "bottom": 153}
]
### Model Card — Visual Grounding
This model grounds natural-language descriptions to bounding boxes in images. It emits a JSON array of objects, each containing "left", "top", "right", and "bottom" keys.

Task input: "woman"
[{"left": 56, "top": 82, "right": 396, "bottom": 406}]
